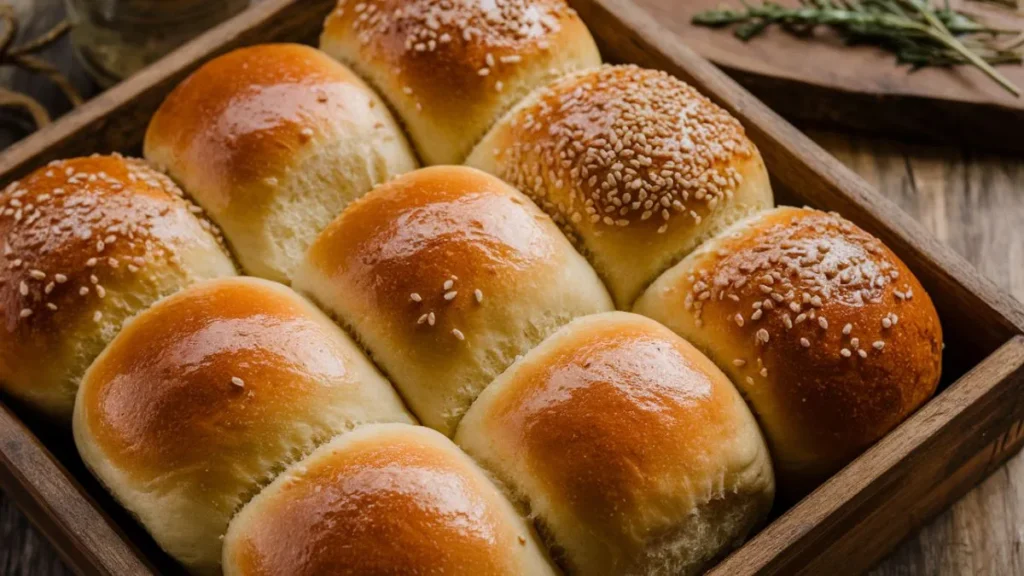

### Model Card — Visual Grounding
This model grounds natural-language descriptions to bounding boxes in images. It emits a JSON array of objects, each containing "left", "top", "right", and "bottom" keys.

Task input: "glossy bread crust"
[
  {"left": 0, "top": 155, "right": 236, "bottom": 419},
  {"left": 635, "top": 207, "right": 943, "bottom": 493},
  {"left": 456, "top": 312, "right": 774, "bottom": 576},
  {"left": 145, "top": 43, "right": 417, "bottom": 282},
  {"left": 296, "top": 166, "right": 613, "bottom": 435},
  {"left": 223, "top": 424, "right": 557, "bottom": 576},
  {"left": 73, "top": 277, "right": 413, "bottom": 575},
  {"left": 321, "top": 0, "right": 602, "bottom": 165},
  {"left": 467, "top": 65, "right": 775, "bottom": 308}
]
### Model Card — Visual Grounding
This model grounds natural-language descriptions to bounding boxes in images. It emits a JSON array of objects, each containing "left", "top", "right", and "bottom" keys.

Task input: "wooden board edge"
[
  {"left": 0, "top": 0, "right": 337, "bottom": 183},
  {"left": 713, "top": 64, "right": 1024, "bottom": 155},
  {"left": 0, "top": 403, "right": 153, "bottom": 576},
  {"left": 571, "top": 0, "right": 1024, "bottom": 346},
  {"left": 709, "top": 336, "right": 1024, "bottom": 575}
]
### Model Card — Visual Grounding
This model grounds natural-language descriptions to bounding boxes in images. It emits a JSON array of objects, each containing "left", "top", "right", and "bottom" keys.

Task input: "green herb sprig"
[{"left": 693, "top": 0, "right": 1023, "bottom": 97}]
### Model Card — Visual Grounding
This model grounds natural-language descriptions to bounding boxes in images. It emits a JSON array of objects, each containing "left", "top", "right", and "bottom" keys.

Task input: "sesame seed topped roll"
[
  {"left": 321, "top": 0, "right": 601, "bottom": 165},
  {"left": 145, "top": 43, "right": 418, "bottom": 283},
  {"left": 455, "top": 312, "right": 774, "bottom": 576},
  {"left": 223, "top": 423, "right": 557, "bottom": 576},
  {"left": 0, "top": 155, "right": 236, "bottom": 420},
  {"left": 295, "top": 166, "right": 613, "bottom": 435},
  {"left": 73, "top": 277, "right": 413, "bottom": 575},
  {"left": 635, "top": 207, "right": 943, "bottom": 494},
  {"left": 467, "top": 65, "right": 775, "bottom": 308}
]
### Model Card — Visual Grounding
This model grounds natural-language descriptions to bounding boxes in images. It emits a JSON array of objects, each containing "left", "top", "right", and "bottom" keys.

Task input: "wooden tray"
[
  {"left": 633, "top": 0, "right": 1024, "bottom": 154},
  {"left": 1, "top": 0, "right": 1023, "bottom": 574}
]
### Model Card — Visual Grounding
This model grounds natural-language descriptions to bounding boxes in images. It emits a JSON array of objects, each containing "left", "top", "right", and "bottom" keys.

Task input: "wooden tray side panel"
[
  {"left": 711, "top": 336, "right": 1024, "bottom": 575},
  {"left": 570, "top": 0, "right": 1024, "bottom": 355},
  {"left": 0, "top": 404, "right": 153, "bottom": 576},
  {"left": 0, "top": 0, "right": 337, "bottom": 183}
]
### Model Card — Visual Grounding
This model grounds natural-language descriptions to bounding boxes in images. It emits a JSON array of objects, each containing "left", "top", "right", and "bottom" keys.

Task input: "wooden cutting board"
[{"left": 631, "top": 0, "right": 1024, "bottom": 152}]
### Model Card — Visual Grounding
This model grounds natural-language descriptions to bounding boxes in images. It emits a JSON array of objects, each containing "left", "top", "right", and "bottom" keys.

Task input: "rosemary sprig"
[{"left": 693, "top": 0, "right": 1023, "bottom": 97}]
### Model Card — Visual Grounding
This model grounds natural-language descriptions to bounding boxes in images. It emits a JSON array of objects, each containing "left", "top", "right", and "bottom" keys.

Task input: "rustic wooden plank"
[{"left": 631, "top": 0, "right": 1024, "bottom": 154}]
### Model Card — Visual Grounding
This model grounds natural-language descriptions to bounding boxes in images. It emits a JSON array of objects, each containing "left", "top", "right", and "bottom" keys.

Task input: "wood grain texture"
[
  {"left": 0, "top": 0, "right": 1023, "bottom": 575},
  {"left": 633, "top": 0, "right": 1024, "bottom": 153}
]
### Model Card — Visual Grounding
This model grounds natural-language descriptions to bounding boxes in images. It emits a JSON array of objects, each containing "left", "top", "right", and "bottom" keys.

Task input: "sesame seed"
[
  {"left": 417, "top": 314, "right": 429, "bottom": 325},
  {"left": 734, "top": 314, "right": 744, "bottom": 327},
  {"left": 452, "top": 329, "right": 465, "bottom": 341},
  {"left": 428, "top": 312, "right": 436, "bottom": 326},
  {"left": 46, "top": 303, "right": 57, "bottom": 311},
  {"left": 231, "top": 377, "right": 245, "bottom": 388},
  {"left": 756, "top": 329, "right": 770, "bottom": 344},
  {"left": 444, "top": 291, "right": 458, "bottom": 301},
  {"left": 733, "top": 358, "right": 746, "bottom": 367},
  {"left": 443, "top": 279, "right": 454, "bottom": 290},
  {"left": 410, "top": 293, "right": 422, "bottom": 302},
  {"left": 79, "top": 287, "right": 89, "bottom": 296},
  {"left": 751, "top": 309, "right": 763, "bottom": 321},
  {"left": 873, "top": 341, "right": 886, "bottom": 350},
  {"left": 93, "top": 311, "right": 102, "bottom": 322},
  {"left": 819, "top": 317, "right": 829, "bottom": 330},
  {"left": 18, "top": 281, "right": 28, "bottom": 296},
  {"left": 474, "top": 289, "right": 483, "bottom": 303},
  {"left": 841, "top": 348, "right": 852, "bottom": 358},
  {"left": 858, "top": 349, "right": 869, "bottom": 358},
  {"left": 28, "top": 269, "right": 45, "bottom": 280},
  {"left": 86, "top": 258, "right": 97, "bottom": 267},
  {"left": 19, "top": 308, "right": 32, "bottom": 318},
  {"left": 842, "top": 323, "right": 853, "bottom": 335},
  {"left": 800, "top": 338, "right": 811, "bottom": 348},
  {"left": 96, "top": 285, "right": 106, "bottom": 298},
  {"left": 55, "top": 274, "right": 68, "bottom": 283}
]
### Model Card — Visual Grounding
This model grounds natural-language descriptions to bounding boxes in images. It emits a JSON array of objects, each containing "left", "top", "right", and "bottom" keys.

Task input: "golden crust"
[
  {"left": 456, "top": 312, "right": 773, "bottom": 575},
  {"left": 321, "top": 0, "right": 601, "bottom": 164},
  {"left": 223, "top": 424, "right": 556, "bottom": 576},
  {"left": 0, "top": 155, "right": 235, "bottom": 418},
  {"left": 74, "top": 277, "right": 413, "bottom": 574},
  {"left": 146, "top": 43, "right": 380, "bottom": 196},
  {"left": 467, "top": 65, "right": 774, "bottom": 307},
  {"left": 296, "top": 166, "right": 613, "bottom": 434},
  {"left": 635, "top": 207, "right": 943, "bottom": 492}
]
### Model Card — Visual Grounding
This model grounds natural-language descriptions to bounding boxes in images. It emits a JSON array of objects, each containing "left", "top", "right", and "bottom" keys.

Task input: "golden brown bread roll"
[
  {"left": 634, "top": 207, "right": 943, "bottom": 494},
  {"left": 223, "top": 423, "right": 557, "bottom": 576},
  {"left": 0, "top": 155, "right": 236, "bottom": 420},
  {"left": 320, "top": 0, "right": 601, "bottom": 165},
  {"left": 467, "top": 65, "right": 775, "bottom": 308},
  {"left": 73, "top": 277, "right": 414, "bottom": 575},
  {"left": 295, "top": 166, "right": 613, "bottom": 435},
  {"left": 455, "top": 312, "right": 774, "bottom": 576},
  {"left": 145, "top": 43, "right": 418, "bottom": 283}
]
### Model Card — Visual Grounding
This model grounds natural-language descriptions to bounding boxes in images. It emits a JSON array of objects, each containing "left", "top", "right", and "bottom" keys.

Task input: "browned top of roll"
[
  {"left": 303, "top": 165, "right": 563, "bottom": 337},
  {"left": 481, "top": 64, "right": 756, "bottom": 237},
  {"left": 0, "top": 156, "right": 227, "bottom": 411},
  {"left": 145, "top": 43, "right": 373, "bottom": 200},
  {"left": 637, "top": 207, "right": 943, "bottom": 485},
  {"left": 79, "top": 277, "right": 372, "bottom": 477},
  {"left": 322, "top": 0, "right": 589, "bottom": 119},
  {"left": 226, "top": 425, "right": 541, "bottom": 576}
]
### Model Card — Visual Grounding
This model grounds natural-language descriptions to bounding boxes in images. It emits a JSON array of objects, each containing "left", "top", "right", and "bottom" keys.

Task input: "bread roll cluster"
[{"left": 0, "top": 1, "right": 942, "bottom": 574}]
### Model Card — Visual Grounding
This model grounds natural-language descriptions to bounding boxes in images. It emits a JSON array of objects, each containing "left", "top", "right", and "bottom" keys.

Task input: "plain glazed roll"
[
  {"left": 455, "top": 312, "right": 774, "bottom": 576},
  {"left": 145, "top": 43, "right": 418, "bottom": 283},
  {"left": 320, "top": 0, "right": 601, "bottom": 165},
  {"left": 467, "top": 65, "right": 775, "bottom": 308},
  {"left": 73, "top": 277, "right": 414, "bottom": 575},
  {"left": 0, "top": 155, "right": 236, "bottom": 420},
  {"left": 223, "top": 423, "right": 557, "bottom": 576},
  {"left": 634, "top": 207, "right": 943, "bottom": 494},
  {"left": 295, "top": 166, "right": 613, "bottom": 435}
]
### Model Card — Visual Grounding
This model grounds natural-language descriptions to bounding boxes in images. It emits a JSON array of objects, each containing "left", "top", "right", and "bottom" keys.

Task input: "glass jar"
[{"left": 65, "top": 0, "right": 251, "bottom": 87}]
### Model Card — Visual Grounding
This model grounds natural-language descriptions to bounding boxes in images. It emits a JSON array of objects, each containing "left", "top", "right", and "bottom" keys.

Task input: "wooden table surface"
[{"left": 1, "top": 1, "right": 1023, "bottom": 575}]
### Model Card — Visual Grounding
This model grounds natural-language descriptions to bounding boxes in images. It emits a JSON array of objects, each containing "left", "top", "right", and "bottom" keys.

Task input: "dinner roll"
[
  {"left": 467, "top": 65, "right": 774, "bottom": 308},
  {"left": 223, "top": 423, "right": 557, "bottom": 576},
  {"left": 296, "top": 166, "right": 613, "bottom": 435},
  {"left": 145, "top": 43, "right": 417, "bottom": 283},
  {"left": 634, "top": 207, "right": 943, "bottom": 494},
  {"left": 320, "top": 0, "right": 601, "bottom": 165},
  {"left": 73, "top": 277, "right": 413, "bottom": 575},
  {"left": 0, "top": 155, "right": 235, "bottom": 420},
  {"left": 455, "top": 312, "right": 774, "bottom": 576}
]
